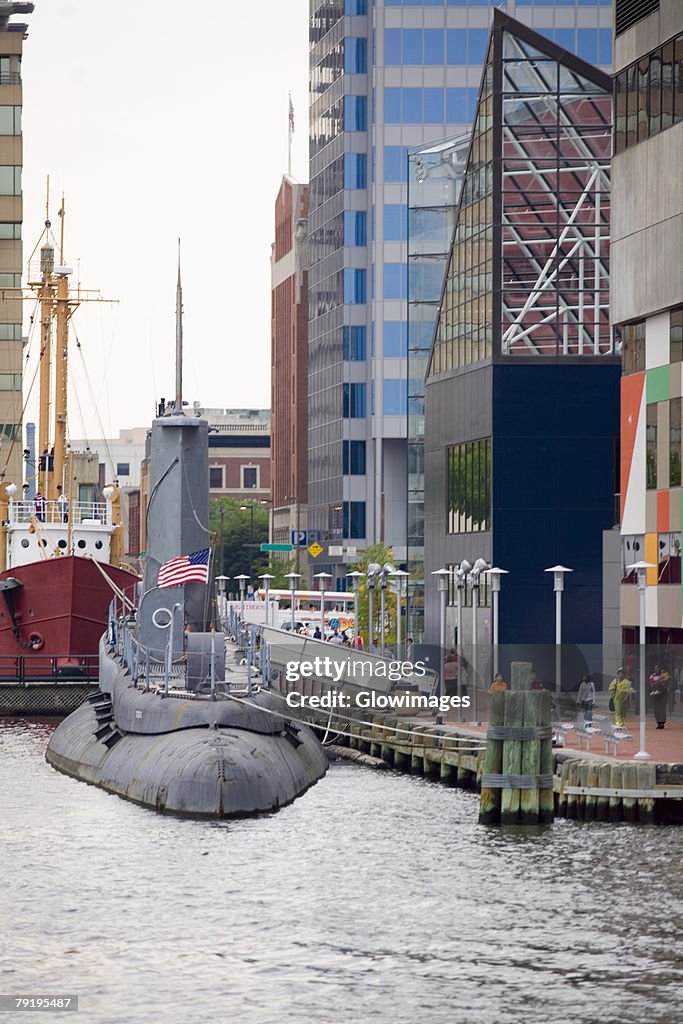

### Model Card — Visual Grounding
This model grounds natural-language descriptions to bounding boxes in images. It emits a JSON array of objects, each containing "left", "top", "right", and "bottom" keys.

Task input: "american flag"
[
  {"left": 158, "top": 548, "right": 210, "bottom": 589},
  {"left": 289, "top": 94, "right": 294, "bottom": 134}
]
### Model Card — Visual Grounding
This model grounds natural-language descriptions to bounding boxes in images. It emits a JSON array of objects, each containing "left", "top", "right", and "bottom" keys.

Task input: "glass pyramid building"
[{"left": 423, "top": 11, "right": 620, "bottom": 659}]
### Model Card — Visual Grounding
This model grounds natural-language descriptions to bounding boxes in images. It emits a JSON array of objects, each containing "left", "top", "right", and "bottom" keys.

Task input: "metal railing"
[
  {"left": 0, "top": 653, "right": 98, "bottom": 682},
  {"left": 9, "top": 500, "right": 111, "bottom": 526},
  {"left": 0, "top": 73, "right": 21, "bottom": 86}
]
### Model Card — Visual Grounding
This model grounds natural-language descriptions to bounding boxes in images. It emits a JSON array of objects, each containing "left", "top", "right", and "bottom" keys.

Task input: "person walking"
[
  {"left": 576, "top": 674, "right": 596, "bottom": 722},
  {"left": 609, "top": 668, "right": 635, "bottom": 727},
  {"left": 405, "top": 637, "right": 414, "bottom": 661},
  {"left": 488, "top": 673, "right": 508, "bottom": 694},
  {"left": 443, "top": 648, "right": 459, "bottom": 696},
  {"left": 648, "top": 665, "right": 670, "bottom": 729}
]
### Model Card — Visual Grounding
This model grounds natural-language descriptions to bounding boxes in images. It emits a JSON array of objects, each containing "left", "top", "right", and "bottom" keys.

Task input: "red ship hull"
[{"left": 0, "top": 556, "right": 139, "bottom": 678}]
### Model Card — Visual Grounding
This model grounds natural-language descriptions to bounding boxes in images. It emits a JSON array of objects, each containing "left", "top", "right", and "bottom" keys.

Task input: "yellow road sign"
[{"left": 308, "top": 541, "right": 323, "bottom": 558}]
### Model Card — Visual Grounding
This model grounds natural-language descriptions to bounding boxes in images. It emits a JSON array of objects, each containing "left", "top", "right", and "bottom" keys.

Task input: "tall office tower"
[
  {"left": 270, "top": 177, "right": 309, "bottom": 559},
  {"left": 0, "top": 2, "right": 32, "bottom": 490},
  {"left": 308, "top": 0, "right": 612, "bottom": 590},
  {"left": 614, "top": 0, "right": 683, "bottom": 655},
  {"left": 423, "top": 10, "right": 619, "bottom": 669}
]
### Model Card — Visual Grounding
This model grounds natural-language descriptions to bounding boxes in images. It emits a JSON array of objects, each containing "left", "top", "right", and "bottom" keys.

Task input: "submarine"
[{"left": 46, "top": 262, "right": 328, "bottom": 817}]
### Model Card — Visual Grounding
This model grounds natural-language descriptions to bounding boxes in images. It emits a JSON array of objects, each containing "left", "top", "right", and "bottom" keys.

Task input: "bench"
[{"left": 599, "top": 720, "right": 634, "bottom": 755}]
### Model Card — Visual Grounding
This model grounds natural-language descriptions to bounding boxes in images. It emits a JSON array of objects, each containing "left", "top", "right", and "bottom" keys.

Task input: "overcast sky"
[{"left": 21, "top": 0, "right": 308, "bottom": 440}]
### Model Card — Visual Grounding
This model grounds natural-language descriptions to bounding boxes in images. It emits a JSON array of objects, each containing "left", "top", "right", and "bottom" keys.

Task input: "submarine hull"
[
  {"left": 46, "top": 638, "right": 328, "bottom": 818},
  {"left": 46, "top": 699, "right": 327, "bottom": 817}
]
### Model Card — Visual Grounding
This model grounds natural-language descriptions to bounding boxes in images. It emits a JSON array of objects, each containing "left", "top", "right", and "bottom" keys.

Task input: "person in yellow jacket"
[{"left": 609, "top": 668, "right": 635, "bottom": 727}]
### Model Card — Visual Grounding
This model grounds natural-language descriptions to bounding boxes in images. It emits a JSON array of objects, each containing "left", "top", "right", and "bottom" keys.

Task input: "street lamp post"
[
  {"left": 455, "top": 560, "right": 471, "bottom": 720},
  {"left": 284, "top": 571, "right": 301, "bottom": 630},
  {"left": 390, "top": 569, "right": 409, "bottom": 659},
  {"left": 431, "top": 568, "right": 450, "bottom": 724},
  {"left": 258, "top": 573, "right": 275, "bottom": 627},
  {"left": 233, "top": 574, "right": 249, "bottom": 622},
  {"left": 544, "top": 565, "right": 573, "bottom": 699},
  {"left": 285, "top": 494, "right": 300, "bottom": 574},
  {"left": 469, "top": 558, "right": 488, "bottom": 725},
  {"left": 627, "top": 560, "right": 656, "bottom": 760},
  {"left": 378, "top": 563, "right": 396, "bottom": 657},
  {"left": 483, "top": 567, "right": 509, "bottom": 679},
  {"left": 346, "top": 571, "right": 363, "bottom": 647},
  {"left": 366, "top": 563, "right": 381, "bottom": 652},
  {"left": 313, "top": 571, "right": 332, "bottom": 638}
]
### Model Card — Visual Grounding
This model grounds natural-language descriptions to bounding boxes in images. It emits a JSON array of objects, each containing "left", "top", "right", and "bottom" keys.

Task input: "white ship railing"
[{"left": 8, "top": 500, "right": 112, "bottom": 526}]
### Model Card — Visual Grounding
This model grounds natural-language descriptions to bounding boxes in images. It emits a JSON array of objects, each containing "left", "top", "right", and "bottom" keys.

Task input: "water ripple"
[{"left": 1, "top": 719, "right": 682, "bottom": 1024}]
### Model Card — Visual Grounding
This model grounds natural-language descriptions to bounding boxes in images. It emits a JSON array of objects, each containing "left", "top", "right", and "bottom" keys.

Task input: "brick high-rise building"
[{"left": 270, "top": 176, "right": 309, "bottom": 561}]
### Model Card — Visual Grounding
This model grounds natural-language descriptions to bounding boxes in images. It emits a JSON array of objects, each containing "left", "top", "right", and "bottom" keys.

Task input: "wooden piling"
[
  {"left": 637, "top": 761, "right": 657, "bottom": 824},
  {"left": 500, "top": 689, "right": 525, "bottom": 825},
  {"left": 584, "top": 761, "right": 600, "bottom": 821},
  {"left": 566, "top": 761, "right": 578, "bottom": 819},
  {"left": 621, "top": 762, "right": 638, "bottom": 822},
  {"left": 609, "top": 764, "right": 624, "bottom": 822},
  {"left": 519, "top": 690, "right": 542, "bottom": 825},
  {"left": 539, "top": 691, "right": 554, "bottom": 824},
  {"left": 596, "top": 762, "right": 611, "bottom": 821},
  {"left": 478, "top": 691, "right": 506, "bottom": 825}
]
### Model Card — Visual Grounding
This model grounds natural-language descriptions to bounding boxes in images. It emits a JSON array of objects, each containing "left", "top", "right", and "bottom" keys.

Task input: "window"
[
  {"left": 671, "top": 398, "right": 681, "bottom": 487},
  {"left": 209, "top": 467, "right": 223, "bottom": 489},
  {"left": 646, "top": 405, "right": 657, "bottom": 490},
  {"left": 343, "top": 440, "right": 366, "bottom": 474},
  {"left": 0, "top": 423, "right": 19, "bottom": 441},
  {"left": 0, "top": 372, "right": 20, "bottom": 390},
  {"left": 383, "top": 203, "right": 407, "bottom": 241},
  {"left": 384, "top": 87, "right": 401, "bottom": 124},
  {"left": 345, "top": 0, "right": 367, "bottom": 13},
  {"left": 344, "top": 153, "right": 367, "bottom": 189},
  {"left": 343, "top": 501, "right": 366, "bottom": 539},
  {"left": 383, "top": 263, "right": 406, "bottom": 300},
  {"left": 383, "top": 379, "right": 407, "bottom": 415},
  {"left": 0, "top": 323, "right": 21, "bottom": 340},
  {"left": 424, "top": 29, "right": 444, "bottom": 64},
  {"left": 343, "top": 326, "right": 366, "bottom": 360},
  {"left": 343, "top": 383, "right": 366, "bottom": 418},
  {"left": 116, "top": 462, "right": 130, "bottom": 477},
  {"left": 671, "top": 308, "right": 683, "bottom": 364},
  {"left": 0, "top": 273, "right": 20, "bottom": 287},
  {"left": 344, "top": 268, "right": 366, "bottom": 304},
  {"left": 423, "top": 88, "right": 444, "bottom": 123},
  {"left": 622, "top": 320, "right": 645, "bottom": 374},
  {"left": 344, "top": 210, "right": 367, "bottom": 246},
  {"left": 447, "top": 438, "right": 491, "bottom": 534},
  {"left": 384, "top": 146, "right": 407, "bottom": 182},
  {"left": 0, "top": 166, "right": 21, "bottom": 195},
  {"left": 345, "top": 38, "right": 367, "bottom": 74},
  {"left": 344, "top": 95, "right": 367, "bottom": 131},
  {"left": 384, "top": 321, "right": 407, "bottom": 357},
  {"left": 658, "top": 533, "right": 682, "bottom": 584},
  {"left": 0, "top": 223, "right": 20, "bottom": 239},
  {"left": 613, "top": 33, "right": 683, "bottom": 155},
  {"left": 242, "top": 466, "right": 258, "bottom": 489},
  {"left": 384, "top": 29, "right": 401, "bottom": 65},
  {"left": 0, "top": 106, "right": 20, "bottom": 135}
]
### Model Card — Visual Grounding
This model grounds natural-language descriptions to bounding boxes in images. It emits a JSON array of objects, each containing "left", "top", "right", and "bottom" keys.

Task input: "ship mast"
[
  {"left": 175, "top": 238, "right": 183, "bottom": 415},
  {"left": 51, "top": 197, "right": 69, "bottom": 502},
  {"left": 37, "top": 186, "right": 54, "bottom": 496}
]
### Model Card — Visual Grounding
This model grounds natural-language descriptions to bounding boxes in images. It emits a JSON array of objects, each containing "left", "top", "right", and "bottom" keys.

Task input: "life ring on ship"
[{"left": 28, "top": 632, "right": 44, "bottom": 650}]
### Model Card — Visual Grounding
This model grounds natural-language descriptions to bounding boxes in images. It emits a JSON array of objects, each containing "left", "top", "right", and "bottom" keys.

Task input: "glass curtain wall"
[{"left": 406, "top": 135, "right": 469, "bottom": 640}]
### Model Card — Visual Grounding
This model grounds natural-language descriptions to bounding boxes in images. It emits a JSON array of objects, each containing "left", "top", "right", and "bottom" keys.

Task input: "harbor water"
[{"left": 2, "top": 718, "right": 682, "bottom": 1024}]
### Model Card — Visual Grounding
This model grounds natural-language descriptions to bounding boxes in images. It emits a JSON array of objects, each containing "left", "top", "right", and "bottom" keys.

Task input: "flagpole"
[{"left": 288, "top": 92, "right": 294, "bottom": 176}]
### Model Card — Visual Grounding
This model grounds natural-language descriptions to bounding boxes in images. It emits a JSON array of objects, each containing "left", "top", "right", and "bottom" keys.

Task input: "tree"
[
  {"left": 349, "top": 543, "right": 399, "bottom": 648},
  {"left": 209, "top": 497, "right": 269, "bottom": 581}
]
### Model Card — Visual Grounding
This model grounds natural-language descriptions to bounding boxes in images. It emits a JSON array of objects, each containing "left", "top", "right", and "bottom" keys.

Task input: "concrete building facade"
[
  {"left": 614, "top": 0, "right": 683, "bottom": 655},
  {"left": 0, "top": 2, "right": 32, "bottom": 491}
]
